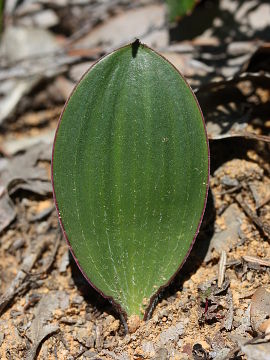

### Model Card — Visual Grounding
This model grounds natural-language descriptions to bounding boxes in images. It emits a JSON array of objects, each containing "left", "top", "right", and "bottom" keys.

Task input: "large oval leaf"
[{"left": 52, "top": 41, "right": 209, "bottom": 318}]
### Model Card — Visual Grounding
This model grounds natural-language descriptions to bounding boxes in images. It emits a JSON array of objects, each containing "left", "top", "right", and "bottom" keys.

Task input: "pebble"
[
  {"left": 11, "top": 238, "right": 25, "bottom": 251},
  {"left": 107, "top": 320, "right": 120, "bottom": 334},
  {"left": 59, "top": 250, "right": 70, "bottom": 273},
  {"left": 74, "top": 327, "right": 91, "bottom": 346},
  {"left": 177, "top": 339, "right": 182, "bottom": 348},
  {"left": 153, "top": 347, "right": 168, "bottom": 360},
  {"left": 83, "top": 350, "right": 99, "bottom": 358},
  {"left": 258, "top": 318, "right": 270, "bottom": 333},
  {"left": 199, "top": 340, "right": 210, "bottom": 350},
  {"left": 32, "top": 9, "right": 59, "bottom": 28},
  {"left": 127, "top": 315, "right": 141, "bottom": 333},
  {"left": 60, "top": 316, "right": 77, "bottom": 325},
  {"left": 53, "top": 309, "right": 63, "bottom": 319},
  {"left": 158, "top": 309, "right": 169, "bottom": 319},
  {"left": 214, "top": 348, "right": 231, "bottom": 360},
  {"left": 10, "top": 310, "right": 22, "bottom": 318},
  {"left": 246, "top": 271, "right": 253, "bottom": 281},
  {"left": 221, "top": 175, "right": 239, "bottom": 187},
  {"left": 159, "top": 322, "right": 184, "bottom": 345},
  {"left": 71, "top": 295, "right": 84, "bottom": 305},
  {"left": 85, "top": 313, "right": 92, "bottom": 321},
  {"left": 36, "top": 221, "right": 49, "bottom": 234},
  {"left": 141, "top": 340, "right": 155, "bottom": 355}
]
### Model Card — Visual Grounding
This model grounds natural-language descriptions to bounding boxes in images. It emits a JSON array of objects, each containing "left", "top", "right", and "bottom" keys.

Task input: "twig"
[
  {"left": 224, "top": 288, "right": 234, "bottom": 331},
  {"left": 226, "top": 259, "right": 242, "bottom": 267},
  {"left": 208, "top": 131, "right": 270, "bottom": 143},
  {"left": 218, "top": 251, "right": 227, "bottom": 288},
  {"left": 242, "top": 255, "right": 270, "bottom": 267},
  {"left": 244, "top": 331, "right": 270, "bottom": 345},
  {"left": 218, "top": 184, "right": 242, "bottom": 196},
  {"left": 0, "top": 54, "right": 79, "bottom": 81},
  {"left": 235, "top": 194, "right": 270, "bottom": 238}
]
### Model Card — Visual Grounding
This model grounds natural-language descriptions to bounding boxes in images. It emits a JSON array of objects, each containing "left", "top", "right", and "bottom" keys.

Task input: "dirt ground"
[{"left": 0, "top": 1, "right": 270, "bottom": 359}]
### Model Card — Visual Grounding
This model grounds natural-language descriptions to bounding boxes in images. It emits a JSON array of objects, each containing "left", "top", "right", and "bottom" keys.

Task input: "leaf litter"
[{"left": 0, "top": 0, "right": 270, "bottom": 359}]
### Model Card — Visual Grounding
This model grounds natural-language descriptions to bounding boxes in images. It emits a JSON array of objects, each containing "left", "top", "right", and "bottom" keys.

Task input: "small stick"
[
  {"left": 224, "top": 288, "right": 234, "bottom": 331},
  {"left": 218, "top": 250, "right": 227, "bottom": 288},
  {"left": 244, "top": 331, "right": 270, "bottom": 345},
  {"left": 218, "top": 184, "right": 242, "bottom": 196},
  {"left": 235, "top": 194, "right": 270, "bottom": 238},
  {"left": 242, "top": 255, "right": 270, "bottom": 267}
]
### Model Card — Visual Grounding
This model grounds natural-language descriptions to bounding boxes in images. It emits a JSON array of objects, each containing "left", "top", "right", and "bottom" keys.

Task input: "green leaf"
[
  {"left": 166, "top": 0, "right": 197, "bottom": 22},
  {"left": 52, "top": 41, "right": 209, "bottom": 318}
]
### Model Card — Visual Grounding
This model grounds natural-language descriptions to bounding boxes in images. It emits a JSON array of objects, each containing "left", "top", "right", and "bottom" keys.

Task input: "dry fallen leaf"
[
  {"left": 26, "top": 291, "right": 69, "bottom": 360},
  {"left": 250, "top": 287, "right": 270, "bottom": 333}
]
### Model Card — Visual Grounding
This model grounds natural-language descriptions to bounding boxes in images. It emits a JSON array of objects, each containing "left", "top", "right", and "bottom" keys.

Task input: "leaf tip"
[{"left": 131, "top": 38, "right": 141, "bottom": 58}]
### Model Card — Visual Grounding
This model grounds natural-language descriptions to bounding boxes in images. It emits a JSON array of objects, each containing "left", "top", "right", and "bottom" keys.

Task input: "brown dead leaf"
[
  {"left": 204, "top": 204, "right": 244, "bottom": 262},
  {"left": 250, "top": 287, "right": 270, "bottom": 333},
  {"left": 0, "top": 143, "right": 51, "bottom": 196},
  {"left": 26, "top": 291, "right": 69, "bottom": 360},
  {"left": 235, "top": 335, "right": 270, "bottom": 360}
]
